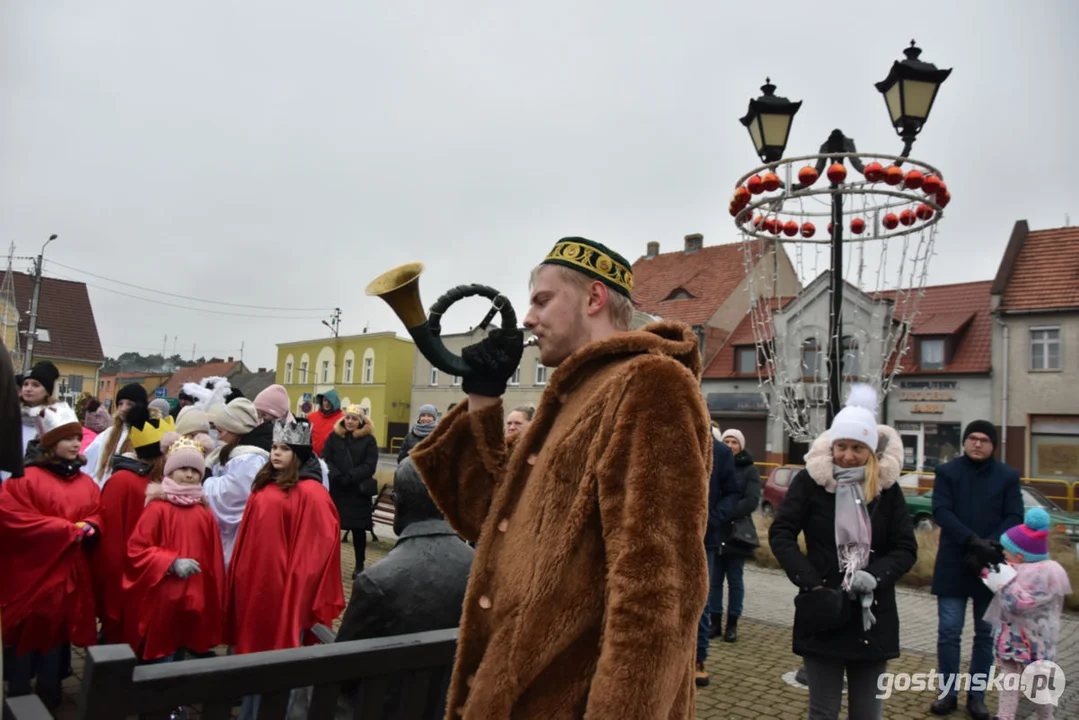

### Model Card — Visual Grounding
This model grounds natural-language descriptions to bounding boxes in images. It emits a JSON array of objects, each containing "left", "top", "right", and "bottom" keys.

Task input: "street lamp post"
[
  {"left": 23, "top": 234, "right": 58, "bottom": 374},
  {"left": 739, "top": 41, "right": 951, "bottom": 425}
]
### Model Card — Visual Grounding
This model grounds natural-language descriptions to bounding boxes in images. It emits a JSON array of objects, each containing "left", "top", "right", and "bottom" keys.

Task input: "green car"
[{"left": 905, "top": 485, "right": 1079, "bottom": 542}]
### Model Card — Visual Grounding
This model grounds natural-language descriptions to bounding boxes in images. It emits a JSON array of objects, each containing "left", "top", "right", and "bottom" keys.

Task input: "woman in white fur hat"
[{"left": 768, "top": 384, "right": 917, "bottom": 720}]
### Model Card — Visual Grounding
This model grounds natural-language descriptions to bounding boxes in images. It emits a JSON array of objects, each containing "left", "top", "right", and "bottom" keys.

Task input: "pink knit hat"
[
  {"left": 254, "top": 384, "right": 291, "bottom": 421},
  {"left": 161, "top": 432, "right": 214, "bottom": 476}
]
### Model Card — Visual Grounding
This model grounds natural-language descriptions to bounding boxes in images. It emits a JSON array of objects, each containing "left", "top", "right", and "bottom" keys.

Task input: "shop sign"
[
  {"left": 910, "top": 403, "right": 946, "bottom": 414},
  {"left": 898, "top": 380, "right": 956, "bottom": 412}
]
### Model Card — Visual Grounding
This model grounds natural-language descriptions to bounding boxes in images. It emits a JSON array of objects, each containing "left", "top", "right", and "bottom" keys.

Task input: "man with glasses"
[{"left": 929, "top": 420, "right": 1023, "bottom": 720}]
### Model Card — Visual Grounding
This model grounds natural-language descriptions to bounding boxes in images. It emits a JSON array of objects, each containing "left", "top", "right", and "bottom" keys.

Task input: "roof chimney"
[
  {"left": 227, "top": 356, "right": 234, "bottom": 362},
  {"left": 258, "top": 367, "right": 266, "bottom": 373},
  {"left": 646, "top": 241, "right": 660, "bottom": 258},
  {"left": 684, "top": 233, "right": 703, "bottom": 253}
]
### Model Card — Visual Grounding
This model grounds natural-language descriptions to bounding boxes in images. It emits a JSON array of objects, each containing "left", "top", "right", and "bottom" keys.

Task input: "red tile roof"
[
  {"left": 163, "top": 361, "right": 246, "bottom": 398},
  {"left": 996, "top": 226, "right": 1079, "bottom": 311},
  {"left": 10, "top": 271, "right": 104, "bottom": 362},
  {"left": 883, "top": 280, "right": 993, "bottom": 375},
  {"left": 703, "top": 298, "right": 795, "bottom": 379},
  {"left": 632, "top": 242, "right": 751, "bottom": 326}
]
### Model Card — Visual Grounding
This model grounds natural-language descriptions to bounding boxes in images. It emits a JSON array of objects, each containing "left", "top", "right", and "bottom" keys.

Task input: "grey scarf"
[
  {"left": 411, "top": 419, "right": 437, "bottom": 439},
  {"left": 833, "top": 464, "right": 872, "bottom": 592}
]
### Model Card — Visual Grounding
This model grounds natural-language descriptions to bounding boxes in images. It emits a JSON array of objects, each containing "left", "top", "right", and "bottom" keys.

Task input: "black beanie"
[
  {"left": 963, "top": 420, "right": 997, "bottom": 448},
  {"left": 116, "top": 382, "right": 149, "bottom": 406},
  {"left": 26, "top": 361, "right": 60, "bottom": 396}
]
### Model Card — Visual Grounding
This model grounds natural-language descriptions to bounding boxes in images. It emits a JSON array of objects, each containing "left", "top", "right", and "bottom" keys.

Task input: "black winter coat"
[
  {"left": 931, "top": 455, "right": 1023, "bottom": 600},
  {"left": 703, "top": 439, "right": 738, "bottom": 550},
  {"left": 323, "top": 418, "right": 380, "bottom": 530},
  {"left": 0, "top": 338, "right": 23, "bottom": 478},
  {"left": 769, "top": 468, "right": 917, "bottom": 662},
  {"left": 718, "top": 449, "right": 762, "bottom": 557}
]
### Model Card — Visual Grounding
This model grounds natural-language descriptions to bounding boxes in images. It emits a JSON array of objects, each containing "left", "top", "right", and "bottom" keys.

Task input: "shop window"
[
  {"left": 919, "top": 339, "right": 945, "bottom": 371},
  {"left": 801, "top": 338, "right": 823, "bottom": 380},
  {"left": 1031, "top": 434, "right": 1079, "bottom": 481},
  {"left": 737, "top": 347, "right": 756, "bottom": 374},
  {"left": 896, "top": 421, "right": 961, "bottom": 472},
  {"left": 1030, "top": 327, "right": 1061, "bottom": 371}
]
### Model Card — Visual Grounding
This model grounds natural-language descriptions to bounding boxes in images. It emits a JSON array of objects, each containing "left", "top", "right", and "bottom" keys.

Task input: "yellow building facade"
[{"left": 275, "top": 332, "right": 415, "bottom": 450}]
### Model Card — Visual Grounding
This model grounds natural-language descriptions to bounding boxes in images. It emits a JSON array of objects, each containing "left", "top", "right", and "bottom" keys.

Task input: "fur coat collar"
[
  {"left": 332, "top": 416, "right": 373, "bottom": 439},
  {"left": 205, "top": 443, "right": 269, "bottom": 470},
  {"left": 804, "top": 424, "right": 904, "bottom": 493}
]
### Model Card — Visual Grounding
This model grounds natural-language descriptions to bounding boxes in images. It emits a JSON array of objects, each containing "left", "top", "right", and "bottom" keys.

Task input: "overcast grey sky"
[{"left": 2, "top": 1, "right": 1076, "bottom": 370}]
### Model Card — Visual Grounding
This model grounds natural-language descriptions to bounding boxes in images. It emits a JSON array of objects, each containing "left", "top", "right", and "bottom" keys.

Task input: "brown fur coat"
[{"left": 410, "top": 321, "right": 712, "bottom": 720}]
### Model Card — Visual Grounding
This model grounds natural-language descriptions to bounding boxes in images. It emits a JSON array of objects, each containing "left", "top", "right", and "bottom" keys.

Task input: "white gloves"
[
  {"left": 171, "top": 558, "right": 202, "bottom": 578},
  {"left": 848, "top": 570, "right": 878, "bottom": 595},
  {"left": 981, "top": 562, "right": 1018, "bottom": 593}
]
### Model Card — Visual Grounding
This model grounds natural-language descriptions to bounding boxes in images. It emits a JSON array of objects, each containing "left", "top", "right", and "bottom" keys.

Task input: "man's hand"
[
  {"left": 170, "top": 558, "right": 201, "bottom": 578},
  {"left": 964, "top": 534, "right": 1003, "bottom": 574},
  {"left": 461, "top": 328, "right": 525, "bottom": 398}
]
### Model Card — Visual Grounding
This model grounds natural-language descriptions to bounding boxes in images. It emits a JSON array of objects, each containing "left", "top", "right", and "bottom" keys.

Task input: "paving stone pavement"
[{"left": 48, "top": 539, "right": 1075, "bottom": 719}]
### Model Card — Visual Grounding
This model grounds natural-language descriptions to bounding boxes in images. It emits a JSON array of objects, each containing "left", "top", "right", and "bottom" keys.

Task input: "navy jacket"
[
  {"left": 931, "top": 454, "right": 1024, "bottom": 599},
  {"left": 704, "top": 438, "right": 739, "bottom": 550}
]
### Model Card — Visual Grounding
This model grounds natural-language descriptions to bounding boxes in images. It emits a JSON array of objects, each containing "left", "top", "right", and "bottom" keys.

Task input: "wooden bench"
[
  {"left": 2, "top": 629, "right": 458, "bottom": 720},
  {"left": 370, "top": 484, "right": 396, "bottom": 542}
]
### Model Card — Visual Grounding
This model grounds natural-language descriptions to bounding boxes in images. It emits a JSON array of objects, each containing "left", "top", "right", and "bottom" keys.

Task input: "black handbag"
[{"left": 728, "top": 515, "right": 760, "bottom": 549}]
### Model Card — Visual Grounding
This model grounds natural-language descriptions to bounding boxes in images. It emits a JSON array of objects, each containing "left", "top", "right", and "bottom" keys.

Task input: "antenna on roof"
[{"left": 1066, "top": 214, "right": 1071, "bottom": 228}]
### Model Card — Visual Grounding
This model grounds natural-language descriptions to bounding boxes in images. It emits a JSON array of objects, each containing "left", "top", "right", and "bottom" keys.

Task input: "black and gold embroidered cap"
[{"left": 541, "top": 237, "right": 634, "bottom": 299}]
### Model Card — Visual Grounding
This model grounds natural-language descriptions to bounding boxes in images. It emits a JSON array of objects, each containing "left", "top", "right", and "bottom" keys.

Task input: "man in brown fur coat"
[{"left": 410, "top": 237, "right": 713, "bottom": 719}]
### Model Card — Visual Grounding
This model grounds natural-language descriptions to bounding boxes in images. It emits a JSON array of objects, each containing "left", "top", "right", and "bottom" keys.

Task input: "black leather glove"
[
  {"left": 460, "top": 328, "right": 525, "bottom": 398},
  {"left": 964, "top": 535, "right": 1004, "bottom": 574}
]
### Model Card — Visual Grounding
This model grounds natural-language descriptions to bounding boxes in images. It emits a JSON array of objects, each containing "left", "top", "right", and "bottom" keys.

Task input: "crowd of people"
[{"left": 0, "top": 235, "right": 1073, "bottom": 720}]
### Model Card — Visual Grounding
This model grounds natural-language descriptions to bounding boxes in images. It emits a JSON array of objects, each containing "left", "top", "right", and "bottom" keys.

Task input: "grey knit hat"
[{"left": 210, "top": 398, "right": 259, "bottom": 436}]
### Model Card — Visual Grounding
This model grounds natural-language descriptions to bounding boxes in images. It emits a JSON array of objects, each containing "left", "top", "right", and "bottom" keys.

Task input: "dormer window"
[
  {"left": 664, "top": 288, "right": 696, "bottom": 301},
  {"left": 919, "top": 338, "right": 946, "bottom": 370},
  {"left": 737, "top": 347, "right": 757, "bottom": 374}
]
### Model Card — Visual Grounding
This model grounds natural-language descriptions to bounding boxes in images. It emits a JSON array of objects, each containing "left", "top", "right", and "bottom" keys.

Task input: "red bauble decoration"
[
  {"left": 747, "top": 175, "right": 764, "bottom": 195},
  {"left": 884, "top": 166, "right": 904, "bottom": 186},
  {"left": 798, "top": 166, "right": 819, "bottom": 186},
  {"left": 863, "top": 162, "right": 884, "bottom": 182},
  {"left": 769, "top": 220, "right": 782, "bottom": 236},
  {"left": 827, "top": 222, "right": 834, "bottom": 234},
  {"left": 922, "top": 175, "right": 942, "bottom": 195},
  {"left": 729, "top": 203, "right": 740, "bottom": 217},
  {"left": 762, "top": 217, "right": 776, "bottom": 234},
  {"left": 916, "top": 204, "right": 934, "bottom": 221},
  {"left": 827, "top": 163, "right": 847, "bottom": 184},
  {"left": 883, "top": 213, "right": 899, "bottom": 230},
  {"left": 937, "top": 190, "right": 951, "bottom": 208},
  {"left": 800, "top": 222, "right": 815, "bottom": 238},
  {"left": 904, "top": 170, "right": 924, "bottom": 190},
  {"left": 753, "top": 215, "right": 764, "bottom": 229},
  {"left": 899, "top": 209, "right": 917, "bottom": 226},
  {"left": 762, "top": 172, "right": 781, "bottom": 192},
  {"left": 850, "top": 218, "right": 866, "bottom": 235},
  {"left": 734, "top": 186, "right": 751, "bottom": 206},
  {"left": 783, "top": 220, "right": 799, "bottom": 237}
]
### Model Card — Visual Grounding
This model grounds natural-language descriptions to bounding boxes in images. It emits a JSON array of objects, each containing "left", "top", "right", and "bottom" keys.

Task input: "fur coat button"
[
  {"left": 526, "top": 454, "right": 537, "bottom": 466},
  {"left": 479, "top": 595, "right": 492, "bottom": 609},
  {"left": 498, "top": 518, "right": 509, "bottom": 533}
]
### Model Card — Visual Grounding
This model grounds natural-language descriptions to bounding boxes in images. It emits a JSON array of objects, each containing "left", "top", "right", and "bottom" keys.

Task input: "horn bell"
[{"left": 365, "top": 262, "right": 427, "bottom": 329}]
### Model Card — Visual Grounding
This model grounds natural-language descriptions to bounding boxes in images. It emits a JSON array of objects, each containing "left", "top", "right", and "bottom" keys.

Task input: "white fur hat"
[{"left": 829, "top": 384, "right": 879, "bottom": 452}]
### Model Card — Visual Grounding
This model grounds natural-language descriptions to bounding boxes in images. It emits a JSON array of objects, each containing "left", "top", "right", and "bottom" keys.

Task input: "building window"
[
  {"left": 801, "top": 338, "right": 822, "bottom": 380},
  {"left": 429, "top": 367, "right": 438, "bottom": 386},
  {"left": 1031, "top": 327, "right": 1061, "bottom": 371},
  {"left": 363, "top": 357, "right": 374, "bottom": 384},
  {"left": 535, "top": 361, "right": 548, "bottom": 386},
  {"left": 285, "top": 363, "right": 293, "bottom": 384},
  {"left": 920, "top": 339, "right": 945, "bottom": 371},
  {"left": 737, "top": 347, "right": 756, "bottom": 375},
  {"left": 895, "top": 421, "right": 962, "bottom": 472},
  {"left": 67, "top": 375, "right": 84, "bottom": 392},
  {"left": 509, "top": 366, "right": 520, "bottom": 386},
  {"left": 1030, "top": 417, "right": 1079, "bottom": 481},
  {"left": 452, "top": 375, "right": 461, "bottom": 386},
  {"left": 842, "top": 336, "right": 860, "bottom": 377},
  {"left": 299, "top": 361, "right": 308, "bottom": 382},
  {"left": 344, "top": 359, "right": 353, "bottom": 383},
  {"left": 321, "top": 360, "right": 330, "bottom": 383}
]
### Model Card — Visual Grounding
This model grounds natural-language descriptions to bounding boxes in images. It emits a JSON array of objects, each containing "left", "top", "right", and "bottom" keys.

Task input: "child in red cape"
[
  {"left": 0, "top": 403, "right": 102, "bottom": 710},
  {"left": 124, "top": 431, "right": 225, "bottom": 663},
  {"left": 92, "top": 403, "right": 174, "bottom": 642},
  {"left": 226, "top": 417, "right": 344, "bottom": 720}
]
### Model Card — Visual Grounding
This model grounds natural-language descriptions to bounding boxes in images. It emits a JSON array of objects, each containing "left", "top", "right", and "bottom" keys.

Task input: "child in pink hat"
[{"left": 980, "top": 507, "right": 1072, "bottom": 719}]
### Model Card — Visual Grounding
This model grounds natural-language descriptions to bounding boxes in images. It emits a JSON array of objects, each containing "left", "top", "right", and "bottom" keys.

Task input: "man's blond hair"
[{"left": 530, "top": 264, "right": 634, "bottom": 331}]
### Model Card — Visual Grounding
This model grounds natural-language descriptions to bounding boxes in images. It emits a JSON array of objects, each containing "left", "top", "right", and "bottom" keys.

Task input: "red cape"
[
  {"left": 92, "top": 467, "right": 152, "bottom": 641},
  {"left": 225, "top": 479, "right": 344, "bottom": 654},
  {"left": 123, "top": 499, "right": 226, "bottom": 660},
  {"left": 0, "top": 466, "right": 103, "bottom": 655},
  {"left": 308, "top": 410, "right": 343, "bottom": 457}
]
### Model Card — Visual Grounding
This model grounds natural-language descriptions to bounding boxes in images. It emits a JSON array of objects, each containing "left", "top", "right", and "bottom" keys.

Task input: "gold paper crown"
[
  {"left": 542, "top": 237, "right": 634, "bottom": 298},
  {"left": 167, "top": 435, "right": 208, "bottom": 458},
  {"left": 130, "top": 414, "right": 176, "bottom": 451}
]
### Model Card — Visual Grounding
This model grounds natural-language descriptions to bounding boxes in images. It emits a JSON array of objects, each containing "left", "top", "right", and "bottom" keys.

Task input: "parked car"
[
  {"left": 905, "top": 484, "right": 1079, "bottom": 541},
  {"left": 761, "top": 465, "right": 802, "bottom": 516}
]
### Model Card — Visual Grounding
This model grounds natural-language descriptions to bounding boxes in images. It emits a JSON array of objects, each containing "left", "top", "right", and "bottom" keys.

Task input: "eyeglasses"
[{"left": 966, "top": 435, "right": 992, "bottom": 445}]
